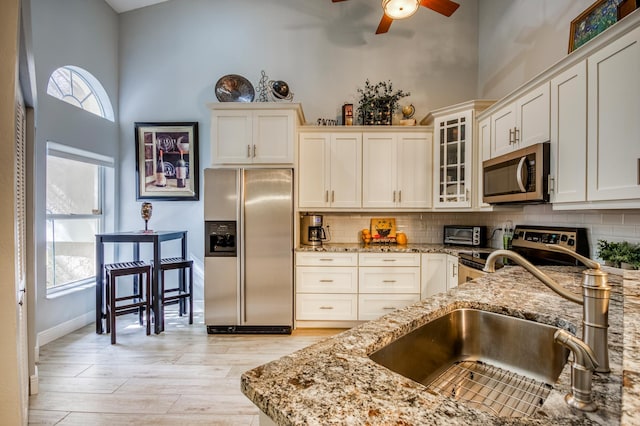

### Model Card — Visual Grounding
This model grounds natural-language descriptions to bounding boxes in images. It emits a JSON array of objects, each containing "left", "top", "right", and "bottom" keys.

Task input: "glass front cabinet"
[{"left": 434, "top": 111, "right": 472, "bottom": 208}]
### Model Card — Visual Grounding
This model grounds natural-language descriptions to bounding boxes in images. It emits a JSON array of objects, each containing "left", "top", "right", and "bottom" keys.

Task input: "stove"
[{"left": 458, "top": 225, "right": 590, "bottom": 271}]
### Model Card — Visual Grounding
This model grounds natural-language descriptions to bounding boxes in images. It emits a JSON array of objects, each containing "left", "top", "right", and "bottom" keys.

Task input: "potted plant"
[
  {"left": 597, "top": 239, "right": 640, "bottom": 269},
  {"left": 357, "top": 79, "right": 410, "bottom": 125}
]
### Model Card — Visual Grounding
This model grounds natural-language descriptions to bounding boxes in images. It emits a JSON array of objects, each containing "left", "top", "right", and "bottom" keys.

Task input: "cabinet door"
[
  {"left": 421, "top": 253, "right": 448, "bottom": 298},
  {"left": 550, "top": 61, "right": 587, "bottom": 203},
  {"left": 491, "top": 103, "right": 517, "bottom": 158},
  {"left": 298, "top": 133, "right": 330, "bottom": 208},
  {"left": 587, "top": 27, "right": 640, "bottom": 201},
  {"left": 330, "top": 133, "right": 362, "bottom": 208},
  {"left": 397, "top": 133, "right": 432, "bottom": 208},
  {"left": 446, "top": 255, "right": 458, "bottom": 290},
  {"left": 211, "top": 110, "right": 253, "bottom": 164},
  {"left": 434, "top": 112, "right": 472, "bottom": 208},
  {"left": 253, "top": 110, "right": 295, "bottom": 164},
  {"left": 517, "top": 82, "right": 550, "bottom": 148},
  {"left": 476, "top": 116, "right": 491, "bottom": 208},
  {"left": 362, "top": 133, "right": 397, "bottom": 208}
]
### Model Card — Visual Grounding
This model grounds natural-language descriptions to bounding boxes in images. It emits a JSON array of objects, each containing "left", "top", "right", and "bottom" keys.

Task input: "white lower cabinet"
[
  {"left": 358, "top": 294, "right": 421, "bottom": 321},
  {"left": 358, "top": 253, "right": 421, "bottom": 320},
  {"left": 295, "top": 252, "right": 358, "bottom": 322},
  {"left": 421, "top": 253, "right": 458, "bottom": 298}
]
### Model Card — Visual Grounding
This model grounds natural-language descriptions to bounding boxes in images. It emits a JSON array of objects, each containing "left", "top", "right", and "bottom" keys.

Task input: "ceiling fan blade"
[
  {"left": 420, "top": 0, "right": 460, "bottom": 17},
  {"left": 376, "top": 14, "right": 393, "bottom": 34}
]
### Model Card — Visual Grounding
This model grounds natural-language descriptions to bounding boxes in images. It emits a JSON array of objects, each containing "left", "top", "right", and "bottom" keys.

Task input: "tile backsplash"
[{"left": 313, "top": 205, "right": 640, "bottom": 260}]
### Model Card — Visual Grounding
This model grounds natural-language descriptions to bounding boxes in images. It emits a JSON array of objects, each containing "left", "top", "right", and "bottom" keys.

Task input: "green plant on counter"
[{"left": 597, "top": 239, "right": 640, "bottom": 269}]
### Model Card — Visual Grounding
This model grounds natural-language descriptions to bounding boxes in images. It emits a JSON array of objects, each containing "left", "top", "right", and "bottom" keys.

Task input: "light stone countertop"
[
  {"left": 242, "top": 264, "right": 640, "bottom": 425},
  {"left": 295, "top": 242, "right": 491, "bottom": 255}
]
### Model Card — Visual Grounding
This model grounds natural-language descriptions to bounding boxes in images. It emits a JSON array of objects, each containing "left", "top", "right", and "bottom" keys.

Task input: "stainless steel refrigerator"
[{"left": 204, "top": 168, "right": 293, "bottom": 334}]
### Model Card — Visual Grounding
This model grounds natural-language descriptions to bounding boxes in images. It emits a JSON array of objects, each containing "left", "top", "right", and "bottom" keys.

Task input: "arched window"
[{"left": 46, "top": 66, "right": 114, "bottom": 122}]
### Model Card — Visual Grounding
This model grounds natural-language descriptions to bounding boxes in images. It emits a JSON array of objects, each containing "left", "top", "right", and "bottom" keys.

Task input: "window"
[
  {"left": 46, "top": 144, "right": 113, "bottom": 292},
  {"left": 46, "top": 65, "right": 114, "bottom": 121}
]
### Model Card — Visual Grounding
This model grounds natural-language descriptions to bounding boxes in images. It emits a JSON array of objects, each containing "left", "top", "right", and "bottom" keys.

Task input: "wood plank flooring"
[{"left": 28, "top": 308, "right": 342, "bottom": 425}]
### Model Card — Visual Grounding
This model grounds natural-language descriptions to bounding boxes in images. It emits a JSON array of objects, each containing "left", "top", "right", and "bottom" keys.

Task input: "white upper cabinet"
[
  {"left": 209, "top": 103, "right": 304, "bottom": 165},
  {"left": 475, "top": 116, "right": 492, "bottom": 209},
  {"left": 490, "top": 83, "right": 550, "bottom": 158},
  {"left": 433, "top": 111, "right": 473, "bottom": 208},
  {"left": 298, "top": 132, "right": 362, "bottom": 209},
  {"left": 550, "top": 61, "right": 587, "bottom": 204},
  {"left": 587, "top": 26, "right": 640, "bottom": 202},
  {"left": 362, "top": 132, "right": 432, "bottom": 209}
]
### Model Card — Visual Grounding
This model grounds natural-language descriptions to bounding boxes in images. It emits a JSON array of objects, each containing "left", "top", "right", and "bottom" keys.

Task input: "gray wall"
[
  {"left": 30, "top": 0, "right": 119, "bottom": 333},
  {"left": 477, "top": 0, "right": 595, "bottom": 98}
]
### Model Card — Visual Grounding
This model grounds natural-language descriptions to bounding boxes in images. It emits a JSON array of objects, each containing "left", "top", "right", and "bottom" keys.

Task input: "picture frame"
[
  {"left": 135, "top": 122, "right": 199, "bottom": 201},
  {"left": 569, "top": 0, "right": 624, "bottom": 53},
  {"left": 370, "top": 218, "right": 397, "bottom": 241}
]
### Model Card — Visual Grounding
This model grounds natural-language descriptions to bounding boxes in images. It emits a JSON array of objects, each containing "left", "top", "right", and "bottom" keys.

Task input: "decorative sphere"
[{"left": 271, "top": 80, "right": 290, "bottom": 98}]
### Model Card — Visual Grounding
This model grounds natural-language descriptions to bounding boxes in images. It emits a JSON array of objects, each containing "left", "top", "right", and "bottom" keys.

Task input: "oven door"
[{"left": 458, "top": 262, "right": 487, "bottom": 285}]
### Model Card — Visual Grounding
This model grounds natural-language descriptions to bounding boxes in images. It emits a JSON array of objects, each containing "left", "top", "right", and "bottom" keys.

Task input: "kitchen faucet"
[{"left": 483, "top": 245, "right": 611, "bottom": 410}]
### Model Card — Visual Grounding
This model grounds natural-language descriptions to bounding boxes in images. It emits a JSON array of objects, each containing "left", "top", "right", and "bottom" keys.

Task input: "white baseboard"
[{"left": 37, "top": 310, "right": 95, "bottom": 348}]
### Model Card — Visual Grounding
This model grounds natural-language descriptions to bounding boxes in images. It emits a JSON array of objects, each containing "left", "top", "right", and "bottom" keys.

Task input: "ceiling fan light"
[{"left": 382, "top": 0, "right": 420, "bottom": 20}]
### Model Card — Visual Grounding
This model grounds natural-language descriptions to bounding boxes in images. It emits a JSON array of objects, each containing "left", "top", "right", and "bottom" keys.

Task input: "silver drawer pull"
[
  {"left": 319, "top": 279, "right": 334, "bottom": 283},
  {"left": 382, "top": 280, "right": 397, "bottom": 283},
  {"left": 382, "top": 259, "right": 397, "bottom": 262},
  {"left": 319, "top": 306, "right": 334, "bottom": 310},
  {"left": 319, "top": 258, "right": 334, "bottom": 262},
  {"left": 383, "top": 306, "right": 396, "bottom": 310}
]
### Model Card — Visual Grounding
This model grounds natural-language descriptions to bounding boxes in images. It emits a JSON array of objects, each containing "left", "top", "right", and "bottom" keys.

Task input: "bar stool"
[
  {"left": 159, "top": 257, "right": 194, "bottom": 329},
  {"left": 105, "top": 261, "right": 151, "bottom": 344}
]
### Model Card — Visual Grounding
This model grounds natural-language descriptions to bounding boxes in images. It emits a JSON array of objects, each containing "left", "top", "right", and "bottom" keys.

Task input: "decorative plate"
[{"left": 215, "top": 74, "right": 255, "bottom": 102}]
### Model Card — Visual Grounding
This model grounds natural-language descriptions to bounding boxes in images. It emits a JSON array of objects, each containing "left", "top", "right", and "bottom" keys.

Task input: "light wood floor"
[{"left": 28, "top": 308, "right": 343, "bottom": 425}]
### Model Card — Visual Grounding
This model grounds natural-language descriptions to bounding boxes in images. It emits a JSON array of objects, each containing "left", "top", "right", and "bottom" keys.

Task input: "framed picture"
[
  {"left": 135, "top": 122, "right": 199, "bottom": 201},
  {"left": 370, "top": 218, "right": 397, "bottom": 240},
  {"left": 569, "top": 0, "right": 624, "bottom": 53}
]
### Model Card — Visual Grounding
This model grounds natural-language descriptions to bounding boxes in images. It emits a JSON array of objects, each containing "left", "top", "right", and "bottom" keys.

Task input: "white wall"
[
  {"left": 30, "top": 0, "right": 119, "bottom": 333},
  {"left": 477, "top": 0, "right": 594, "bottom": 99}
]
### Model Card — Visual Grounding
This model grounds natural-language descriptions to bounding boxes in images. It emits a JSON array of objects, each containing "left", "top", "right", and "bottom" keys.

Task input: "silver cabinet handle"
[
  {"left": 319, "top": 306, "right": 334, "bottom": 310},
  {"left": 319, "top": 258, "right": 334, "bottom": 262},
  {"left": 383, "top": 259, "right": 397, "bottom": 262},
  {"left": 637, "top": 159, "right": 640, "bottom": 185},
  {"left": 247, "top": 145, "right": 251, "bottom": 158},
  {"left": 382, "top": 280, "right": 397, "bottom": 283},
  {"left": 509, "top": 128, "right": 514, "bottom": 145},
  {"left": 319, "top": 279, "right": 334, "bottom": 283},
  {"left": 514, "top": 128, "right": 520, "bottom": 144},
  {"left": 382, "top": 306, "right": 396, "bottom": 310},
  {"left": 325, "top": 190, "right": 329, "bottom": 203},
  {"left": 331, "top": 190, "right": 335, "bottom": 203},
  {"left": 548, "top": 175, "right": 555, "bottom": 194},
  {"left": 393, "top": 191, "right": 396, "bottom": 202},
  {"left": 516, "top": 156, "right": 528, "bottom": 192},
  {"left": 398, "top": 190, "right": 402, "bottom": 203},
  {"left": 452, "top": 264, "right": 458, "bottom": 277},
  {"left": 253, "top": 144, "right": 256, "bottom": 158}
]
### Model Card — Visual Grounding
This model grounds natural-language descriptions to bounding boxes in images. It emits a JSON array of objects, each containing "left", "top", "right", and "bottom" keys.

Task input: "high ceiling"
[{"left": 104, "top": 0, "right": 168, "bottom": 14}]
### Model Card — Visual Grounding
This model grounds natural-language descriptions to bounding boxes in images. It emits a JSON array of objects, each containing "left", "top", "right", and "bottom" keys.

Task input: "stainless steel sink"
[{"left": 369, "top": 308, "right": 570, "bottom": 417}]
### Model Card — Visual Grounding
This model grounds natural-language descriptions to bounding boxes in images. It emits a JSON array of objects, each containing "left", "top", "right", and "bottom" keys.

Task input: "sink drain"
[{"left": 427, "top": 360, "right": 553, "bottom": 417}]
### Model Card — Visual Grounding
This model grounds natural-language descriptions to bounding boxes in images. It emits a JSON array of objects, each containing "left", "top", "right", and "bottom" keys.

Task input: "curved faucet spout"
[{"left": 483, "top": 250, "right": 583, "bottom": 304}]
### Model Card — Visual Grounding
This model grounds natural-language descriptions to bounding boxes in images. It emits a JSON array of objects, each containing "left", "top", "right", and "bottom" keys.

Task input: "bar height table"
[{"left": 95, "top": 230, "right": 188, "bottom": 335}]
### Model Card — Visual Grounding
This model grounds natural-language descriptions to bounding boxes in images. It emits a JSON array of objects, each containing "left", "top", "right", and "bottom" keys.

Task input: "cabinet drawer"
[
  {"left": 296, "top": 294, "right": 358, "bottom": 321},
  {"left": 358, "top": 253, "right": 420, "bottom": 267},
  {"left": 295, "top": 252, "right": 358, "bottom": 266},
  {"left": 358, "top": 294, "right": 421, "bottom": 321},
  {"left": 359, "top": 267, "right": 421, "bottom": 293},
  {"left": 296, "top": 267, "right": 358, "bottom": 293}
]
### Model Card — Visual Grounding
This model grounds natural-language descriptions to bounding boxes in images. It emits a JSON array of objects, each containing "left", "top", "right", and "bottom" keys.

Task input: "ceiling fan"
[{"left": 332, "top": 0, "right": 460, "bottom": 34}]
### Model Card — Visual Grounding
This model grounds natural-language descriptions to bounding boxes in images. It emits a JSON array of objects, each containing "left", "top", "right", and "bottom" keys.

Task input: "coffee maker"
[{"left": 301, "top": 214, "right": 326, "bottom": 246}]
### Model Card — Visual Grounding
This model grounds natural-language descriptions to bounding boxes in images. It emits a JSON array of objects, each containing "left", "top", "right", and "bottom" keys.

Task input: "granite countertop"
[
  {"left": 242, "top": 266, "right": 640, "bottom": 425},
  {"left": 295, "top": 242, "right": 492, "bottom": 255}
]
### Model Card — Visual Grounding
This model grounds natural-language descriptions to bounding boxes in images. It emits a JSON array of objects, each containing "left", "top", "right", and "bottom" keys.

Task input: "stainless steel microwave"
[{"left": 482, "top": 142, "right": 550, "bottom": 204}]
